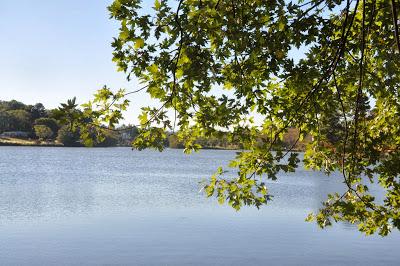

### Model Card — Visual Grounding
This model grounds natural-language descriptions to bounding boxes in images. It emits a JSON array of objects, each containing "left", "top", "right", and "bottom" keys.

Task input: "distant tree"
[
  {"left": 30, "top": 103, "right": 46, "bottom": 120},
  {"left": 0, "top": 102, "right": 7, "bottom": 111},
  {"left": 56, "top": 125, "right": 81, "bottom": 147},
  {"left": 0, "top": 111, "right": 13, "bottom": 133},
  {"left": 168, "top": 134, "right": 184, "bottom": 149},
  {"left": 34, "top": 125, "right": 53, "bottom": 140},
  {"left": 53, "top": 97, "right": 82, "bottom": 130},
  {"left": 319, "top": 107, "right": 344, "bottom": 145},
  {"left": 47, "top": 108, "right": 61, "bottom": 120},
  {"left": 34, "top": 118, "right": 59, "bottom": 138},
  {"left": 6, "top": 109, "right": 32, "bottom": 132},
  {"left": 282, "top": 128, "right": 301, "bottom": 149},
  {"left": 94, "top": 129, "right": 119, "bottom": 147},
  {"left": 0, "top": 100, "right": 26, "bottom": 111}
]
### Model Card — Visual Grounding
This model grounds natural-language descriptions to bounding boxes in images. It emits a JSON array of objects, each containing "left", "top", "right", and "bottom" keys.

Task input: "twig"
[{"left": 391, "top": 0, "right": 400, "bottom": 52}]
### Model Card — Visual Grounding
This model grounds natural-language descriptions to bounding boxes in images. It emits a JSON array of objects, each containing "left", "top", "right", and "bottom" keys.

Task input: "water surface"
[{"left": 0, "top": 147, "right": 399, "bottom": 265}]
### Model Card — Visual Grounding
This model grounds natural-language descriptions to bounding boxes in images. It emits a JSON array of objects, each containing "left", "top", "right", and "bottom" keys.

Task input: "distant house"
[
  {"left": 120, "top": 132, "right": 131, "bottom": 141},
  {"left": 0, "top": 131, "right": 30, "bottom": 138}
]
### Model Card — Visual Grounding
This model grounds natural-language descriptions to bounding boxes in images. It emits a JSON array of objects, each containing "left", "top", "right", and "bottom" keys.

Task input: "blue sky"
[
  {"left": 0, "top": 1, "right": 306, "bottom": 125},
  {"left": 0, "top": 0, "right": 152, "bottom": 123}
]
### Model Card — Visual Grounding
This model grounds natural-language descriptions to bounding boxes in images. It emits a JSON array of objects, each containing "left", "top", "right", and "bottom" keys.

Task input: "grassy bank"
[{"left": 0, "top": 137, "right": 62, "bottom": 147}]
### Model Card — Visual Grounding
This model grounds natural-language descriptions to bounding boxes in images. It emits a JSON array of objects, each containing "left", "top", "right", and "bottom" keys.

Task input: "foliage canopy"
[
  {"left": 34, "top": 118, "right": 60, "bottom": 138},
  {"left": 65, "top": 0, "right": 400, "bottom": 236},
  {"left": 34, "top": 125, "right": 53, "bottom": 140}
]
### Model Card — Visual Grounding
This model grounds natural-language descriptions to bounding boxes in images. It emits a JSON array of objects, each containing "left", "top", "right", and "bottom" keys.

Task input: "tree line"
[
  {"left": 1, "top": 99, "right": 313, "bottom": 149},
  {"left": 0, "top": 99, "right": 138, "bottom": 147}
]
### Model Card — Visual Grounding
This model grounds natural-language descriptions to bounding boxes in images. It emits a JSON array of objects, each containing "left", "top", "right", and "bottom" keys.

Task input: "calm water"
[{"left": 0, "top": 147, "right": 399, "bottom": 265}]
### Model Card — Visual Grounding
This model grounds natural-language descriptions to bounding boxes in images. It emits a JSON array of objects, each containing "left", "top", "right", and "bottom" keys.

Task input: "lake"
[{"left": 0, "top": 147, "right": 399, "bottom": 265}]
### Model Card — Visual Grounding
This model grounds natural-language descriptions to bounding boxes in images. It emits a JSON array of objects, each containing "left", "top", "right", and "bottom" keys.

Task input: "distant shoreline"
[
  {"left": 0, "top": 143, "right": 62, "bottom": 147},
  {"left": 0, "top": 137, "right": 124, "bottom": 148},
  {"left": 0, "top": 137, "right": 63, "bottom": 147},
  {"left": 0, "top": 137, "right": 305, "bottom": 151},
  {"left": 0, "top": 140, "right": 304, "bottom": 152},
  {"left": 0, "top": 137, "right": 239, "bottom": 150},
  {"left": 0, "top": 142, "right": 235, "bottom": 150}
]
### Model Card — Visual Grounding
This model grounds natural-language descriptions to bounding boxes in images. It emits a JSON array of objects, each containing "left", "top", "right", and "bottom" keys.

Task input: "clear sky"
[
  {"left": 0, "top": 1, "right": 305, "bottom": 125},
  {"left": 0, "top": 0, "right": 152, "bottom": 123}
]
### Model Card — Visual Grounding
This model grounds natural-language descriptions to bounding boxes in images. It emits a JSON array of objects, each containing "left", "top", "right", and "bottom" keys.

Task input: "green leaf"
[
  {"left": 154, "top": 0, "right": 161, "bottom": 10},
  {"left": 134, "top": 38, "right": 144, "bottom": 49}
]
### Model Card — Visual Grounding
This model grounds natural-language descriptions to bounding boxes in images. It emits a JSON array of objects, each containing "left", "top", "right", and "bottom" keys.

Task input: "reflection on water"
[{"left": 0, "top": 147, "right": 399, "bottom": 265}]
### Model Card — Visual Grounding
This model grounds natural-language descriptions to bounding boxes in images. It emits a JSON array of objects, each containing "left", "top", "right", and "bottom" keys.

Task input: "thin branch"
[
  {"left": 350, "top": 0, "right": 366, "bottom": 180},
  {"left": 215, "top": 0, "right": 222, "bottom": 9},
  {"left": 391, "top": 0, "right": 400, "bottom": 52},
  {"left": 333, "top": 72, "right": 350, "bottom": 187},
  {"left": 280, "top": 128, "right": 302, "bottom": 159},
  {"left": 124, "top": 84, "right": 149, "bottom": 96}
]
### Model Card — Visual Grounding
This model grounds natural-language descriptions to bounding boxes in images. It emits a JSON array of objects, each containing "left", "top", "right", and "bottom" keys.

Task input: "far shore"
[
  {"left": 0, "top": 137, "right": 306, "bottom": 152},
  {"left": 0, "top": 137, "right": 63, "bottom": 147},
  {"left": 0, "top": 137, "right": 242, "bottom": 150}
]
